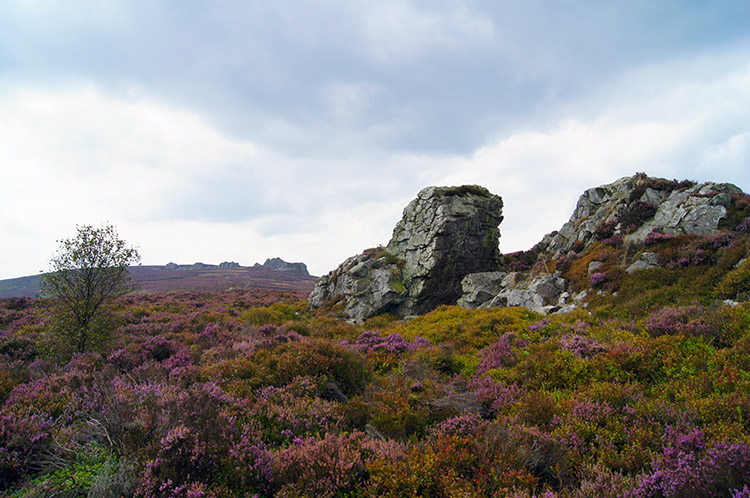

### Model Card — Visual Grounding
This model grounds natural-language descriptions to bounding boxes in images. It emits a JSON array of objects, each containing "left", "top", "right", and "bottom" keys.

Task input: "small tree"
[{"left": 41, "top": 224, "right": 140, "bottom": 354}]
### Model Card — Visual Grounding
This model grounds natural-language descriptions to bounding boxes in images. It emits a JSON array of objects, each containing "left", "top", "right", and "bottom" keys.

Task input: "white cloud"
[
  {"left": 0, "top": 84, "right": 260, "bottom": 278},
  {"left": 438, "top": 61, "right": 750, "bottom": 253}
]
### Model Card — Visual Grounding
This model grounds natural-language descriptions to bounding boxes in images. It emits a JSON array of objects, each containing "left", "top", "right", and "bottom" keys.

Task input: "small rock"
[
  {"left": 626, "top": 252, "right": 660, "bottom": 273},
  {"left": 588, "top": 261, "right": 604, "bottom": 275}
]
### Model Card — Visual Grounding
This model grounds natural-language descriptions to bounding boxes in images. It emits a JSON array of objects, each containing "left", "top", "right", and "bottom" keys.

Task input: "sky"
[{"left": 1, "top": 1, "right": 749, "bottom": 280}]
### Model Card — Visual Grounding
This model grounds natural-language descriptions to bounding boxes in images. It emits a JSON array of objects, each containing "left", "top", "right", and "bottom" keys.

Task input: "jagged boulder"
[
  {"left": 473, "top": 272, "right": 570, "bottom": 315},
  {"left": 255, "top": 257, "right": 309, "bottom": 275},
  {"left": 456, "top": 272, "right": 507, "bottom": 309},
  {"left": 309, "top": 185, "right": 504, "bottom": 321},
  {"left": 386, "top": 186, "right": 504, "bottom": 315},
  {"left": 307, "top": 249, "right": 407, "bottom": 319}
]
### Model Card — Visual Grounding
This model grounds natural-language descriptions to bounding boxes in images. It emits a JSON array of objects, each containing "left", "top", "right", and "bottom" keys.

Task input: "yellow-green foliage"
[
  {"left": 240, "top": 300, "right": 308, "bottom": 326},
  {"left": 386, "top": 305, "right": 540, "bottom": 352},
  {"left": 717, "top": 257, "right": 750, "bottom": 300},
  {"left": 565, "top": 242, "right": 622, "bottom": 292}
]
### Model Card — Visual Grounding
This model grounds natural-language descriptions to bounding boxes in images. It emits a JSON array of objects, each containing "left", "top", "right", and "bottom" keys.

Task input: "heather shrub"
[
  {"left": 644, "top": 231, "right": 676, "bottom": 246},
  {"left": 477, "top": 332, "right": 528, "bottom": 373},
  {"left": 595, "top": 220, "right": 618, "bottom": 241},
  {"left": 589, "top": 271, "right": 608, "bottom": 288},
  {"left": 644, "top": 304, "right": 717, "bottom": 341},
  {"left": 573, "top": 464, "right": 634, "bottom": 498},
  {"left": 559, "top": 334, "right": 606, "bottom": 358},
  {"left": 249, "top": 338, "right": 371, "bottom": 396},
  {"left": 467, "top": 375, "right": 523, "bottom": 418},
  {"left": 134, "top": 383, "right": 241, "bottom": 497},
  {"left": 736, "top": 216, "right": 750, "bottom": 233},
  {"left": 619, "top": 200, "right": 658, "bottom": 233},
  {"left": 632, "top": 427, "right": 750, "bottom": 498},
  {"left": 272, "top": 432, "right": 371, "bottom": 498},
  {"left": 342, "top": 331, "right": 430, "bottom": 372},
  {"left": 0, "top": 410, "right": 54, "bottom": 489},
  {"left": 251, "top": 378, "right": 343, "bottom": 446},
  {"left": 506, "top": 249, "right": 540, "bottom": 272}
]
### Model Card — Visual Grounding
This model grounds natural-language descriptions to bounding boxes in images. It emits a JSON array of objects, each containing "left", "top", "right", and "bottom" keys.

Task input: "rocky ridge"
[
  {"left": 461, "top": 174, "right": 746, "bottom": 314},
  {"left": 310, "top": 174, "right": 748, "bottom": 319}
]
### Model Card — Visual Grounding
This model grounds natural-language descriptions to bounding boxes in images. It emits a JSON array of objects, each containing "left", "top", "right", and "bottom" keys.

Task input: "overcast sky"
[{"left": 1, "top": 1, "right": 749, "bottom": 280}]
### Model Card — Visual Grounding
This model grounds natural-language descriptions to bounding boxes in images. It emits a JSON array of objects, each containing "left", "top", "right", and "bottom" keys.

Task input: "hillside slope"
[{"left": 0, "top": 265, "right": 317, "bottom": 298}]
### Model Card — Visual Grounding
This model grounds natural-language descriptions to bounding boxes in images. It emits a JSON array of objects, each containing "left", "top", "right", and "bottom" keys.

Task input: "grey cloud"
[{"left": 3, "top": 1, "right": 747, "bottom": 159}]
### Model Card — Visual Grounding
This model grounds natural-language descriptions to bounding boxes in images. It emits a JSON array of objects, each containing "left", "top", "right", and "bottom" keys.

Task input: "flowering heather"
[
  {"left": 468, "top": 375, "right": 523, "bottom": 416},
  {"left": 1, "top": 277, "right": 750, "bottom": 496},
  {"left": 477, "top": 332, "right": 527, "bottom": 373},
  {"left": 601, "top": 233, "right": 624, "bottom": 248},
  {"left": 589, "top": 271, "right": 608, "bottom": 288},
  {"left": 342, "top": 330, "right": 430, "bottom": 354},
  {"left": 645, "top": 304, "right": 715, "bottom": 339},
  {"left": 429, "top": 413, "right": 486, "bottom": 439},
  {"left": 560, "top": 334, "right": 606, "bottom": 358},
  {"left": 736, "top": 216, "right": 750, "bottom": 233},
  {"left": 644, "top": 231, "right": 676, "bottom": 246},
  {"left": 632, "top": 427, "right": 750, "bottom": 497},
  {"left": 528, "top": 318, "right": 552, "bottom": 334}
]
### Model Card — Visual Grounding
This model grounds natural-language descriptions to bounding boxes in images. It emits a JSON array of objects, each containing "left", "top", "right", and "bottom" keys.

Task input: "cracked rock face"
[
  {"left": 539, "top": 175, "right": 742, "bottom": 260},
  {"left": 309, "top": 185, "right": 504, "bottom": 321},
  {"left": 386, "top": 186, "right": 504, "bottom": 315},
  {"left": 460, "top": 174, "right": 745, "bottom": 316}
]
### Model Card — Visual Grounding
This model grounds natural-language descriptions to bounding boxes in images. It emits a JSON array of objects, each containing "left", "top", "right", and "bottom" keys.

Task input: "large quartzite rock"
[{"left": 309, "top": 185, "right": 504, "bottom": 321}]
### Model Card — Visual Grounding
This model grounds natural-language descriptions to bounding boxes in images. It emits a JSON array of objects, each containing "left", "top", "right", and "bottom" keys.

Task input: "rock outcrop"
[
  {"left": 166, "top": 262, "right": 219, "bottom": 270},
  {"left": 484, "top": 273, "right": 571, "bottom": 315},
  {"left": 312, "top": 174, "right": 747, "bottom": 320},
  {"left": 458, "top": 173, "right": 745, "bottom": 315},
  {"left": 538, "top": 174, "right": 742, "bottom": 260},
  {"left": 254, "top": 258, "right": 309, "bottom": 276},
  {"left": 309, "top": 185, "right": 504, "bottom": 321},
  {"left": 458, "top": 271, "right": 572, "bottom": 315}
]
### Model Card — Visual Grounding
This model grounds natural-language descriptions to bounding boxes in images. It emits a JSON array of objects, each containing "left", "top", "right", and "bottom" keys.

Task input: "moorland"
[{"left": 3, "top": 176, "right": 750, "bottom": 497}]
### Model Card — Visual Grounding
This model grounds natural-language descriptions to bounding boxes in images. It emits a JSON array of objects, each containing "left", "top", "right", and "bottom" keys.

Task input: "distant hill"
[{"left": 0, "top": 265, "right": 318, "bottom": 298}]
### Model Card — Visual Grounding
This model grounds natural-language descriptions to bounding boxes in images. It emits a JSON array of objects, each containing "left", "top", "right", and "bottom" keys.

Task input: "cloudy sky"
[{"left": 1, "top": 1, "right": 749, "bottom": 280}]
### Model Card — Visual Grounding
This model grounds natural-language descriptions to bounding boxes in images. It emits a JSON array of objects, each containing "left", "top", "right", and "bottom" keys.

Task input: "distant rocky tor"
[
  {"left": 254, "top": 257, "right": 310, "bottom": 276},
  {"left": 309, "top": 174, "right": 748, "bottom": 321}
]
